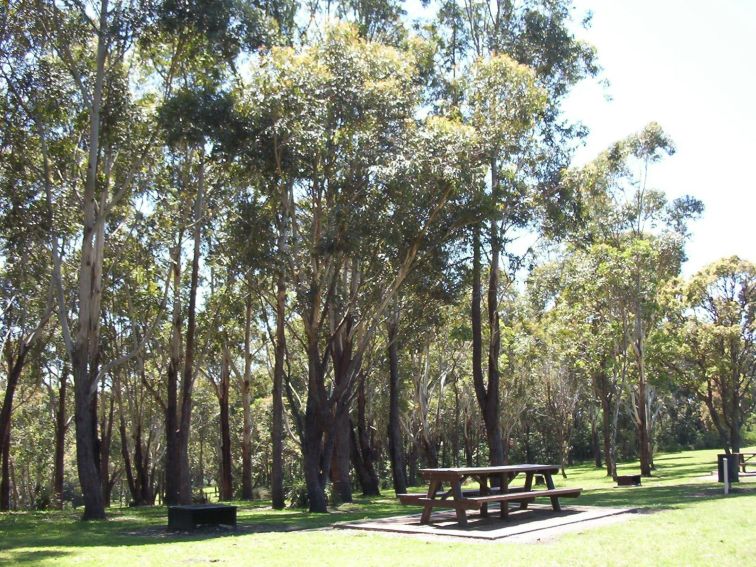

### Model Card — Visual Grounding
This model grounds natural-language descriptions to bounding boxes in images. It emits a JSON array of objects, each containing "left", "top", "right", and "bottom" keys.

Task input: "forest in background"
[{"left": 0, "top": 0, "right": 754, "bottom": 520}]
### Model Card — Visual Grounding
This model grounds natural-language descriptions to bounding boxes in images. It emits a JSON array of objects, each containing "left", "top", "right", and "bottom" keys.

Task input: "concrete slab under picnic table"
[{"left": 334, "top": 503, "right": 635, "bottom": 542}]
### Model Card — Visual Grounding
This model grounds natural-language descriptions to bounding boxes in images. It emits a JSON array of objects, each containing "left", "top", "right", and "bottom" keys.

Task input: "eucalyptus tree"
[
  {"left": 428, "top": 0, "right": 597, "bottom": 467},
  {"left": 0, "top": 0, "right": 162, "bottom": 519},
  {"left": 563, "top": 123, "right": 703, "bottom": 476},
  {"left": 667, "top": 257, "right": 755, "bottom": 454},
  {"left": 463, "top": 54, "right": 546, "bottom": 465},
  {"left": 243, "top": 25, "right": 483, "bottom": 511}
]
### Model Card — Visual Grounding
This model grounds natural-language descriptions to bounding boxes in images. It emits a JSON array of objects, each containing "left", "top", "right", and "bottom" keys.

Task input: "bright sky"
[
  {"left": 405, "top": 1, "right": 755, "bottom": 276},
  {"left": 563, "top": 0, "right": 756, "bottom": 275}
]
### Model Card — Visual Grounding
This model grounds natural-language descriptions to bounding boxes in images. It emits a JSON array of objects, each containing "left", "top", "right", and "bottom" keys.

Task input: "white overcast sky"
[
  {"left": 564, "top": 0, "right": 756, "bottom": 275},
  {"left": 406, "top": 0, "right": 755, "bottom": 276}
]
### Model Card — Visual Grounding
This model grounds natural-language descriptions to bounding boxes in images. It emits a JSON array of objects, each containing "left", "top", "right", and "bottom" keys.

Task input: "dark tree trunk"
[
  {"left": 1, "top": 429, "right": 10, "bottom": 511},
  {"left": 303, "top": 409, "right": 328, "bottom": 512},
  {"left": 591, "top": 409, "right": 602, "bottom": 469},
  {"left": 178, "top": 171, "right": 203, "bottom": 504},
  {"left": 596, "top": 370, "right": 614, "bottom": 477},
  {"left": 73, "top": 356, "right": 106, "bottom": 519},
  {"left": 271, "top": 272, "right": 287, "bottom": 509},
  {"left": 241, "top": 296, "right": 254, "bottom": 501},
  {"left": 53, "top": 371, "right": 68, "bottom": 509},
  {"left": 218, "top": 348, "right": 233, "bottom": 501},
  {"left": 471, "top": 225, "right": 504, "bottom": 468},
  {"left": 165, "top": 243, "right": 182, "bottom": 506},
  {"left": 119, "top": 415, "right": 137, "bottom": 505},
  {"left": 100, "top": 395, "right": 115, "bottom": 507},
  {"left": 351, "top": 376, "right": 380, "bottom": 496},
  {"left": 0, "top": 346, "right": 27, "bottom": 511},
  {"left": 637, "top": 364, "right": 652, "bottom": 477},
  {"left": 134, "top": 425, "right": 154, "bottom": 505},
  {"left": 302, "top": 337, "right": 330, "bottom": 513},
  {"left": 350, "top": 422, "right": 380, "bottom": 496},
  {"left": 386, "top": 318, "right": 407, "bottom": 494},
  {"left": 329, "top": 316, "right": 353, "bottom": 505},
  {"left": 485, "top": 215, "right": 504, "bottom": 467},
  {"left": 330, "top": 411, "right": 352, "bottom": 503}
]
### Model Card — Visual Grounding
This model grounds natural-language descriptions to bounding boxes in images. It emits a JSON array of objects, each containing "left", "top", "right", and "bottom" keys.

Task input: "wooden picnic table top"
[{"left": 419, "top": 464, "right": 559, "bottom": 478}]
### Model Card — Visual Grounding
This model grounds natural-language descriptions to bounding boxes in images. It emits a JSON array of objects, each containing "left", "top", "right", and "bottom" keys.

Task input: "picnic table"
[
  {"left": 398, "top": 464, "right": 581, "bottom": 526},
  {"left": 739, "top": 452, "right": 756, "bottom": 473}
]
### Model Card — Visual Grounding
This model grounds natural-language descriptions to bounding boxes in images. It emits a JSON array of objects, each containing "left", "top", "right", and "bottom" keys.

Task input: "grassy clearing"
[{"left": 1, "top": 447, "right": 755, "bottom": 566}]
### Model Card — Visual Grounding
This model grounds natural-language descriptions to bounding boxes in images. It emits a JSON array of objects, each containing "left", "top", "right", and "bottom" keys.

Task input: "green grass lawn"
[{"left": 2, "top": 447, "right": 755, "bottom": 566}]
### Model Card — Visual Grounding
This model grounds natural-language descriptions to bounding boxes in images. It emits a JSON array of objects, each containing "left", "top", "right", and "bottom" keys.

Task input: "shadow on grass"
[
  {"left": 578, "top": 482, "right": 756, "bottom": 509},
  {"left": 2, "top": 549, "right": 71, "bottom": 563},
  {"left": 2, "top": 482, "right": 755, "bottom": 559},
  {"left": 0, "top": 496, "right": 411, "bottom": 553}
]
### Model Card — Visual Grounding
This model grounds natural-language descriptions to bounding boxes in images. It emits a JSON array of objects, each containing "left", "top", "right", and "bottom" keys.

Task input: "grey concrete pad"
[{"left": 335, "top": 503, "right": 634, "bottom": 541}]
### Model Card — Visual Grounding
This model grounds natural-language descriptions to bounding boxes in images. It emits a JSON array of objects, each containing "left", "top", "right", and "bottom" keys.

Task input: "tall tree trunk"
[
  {"left": 471, "top": 224, "right": 504, "bottom": 468},
  {"left": 354, "top": 376, "right": 380, "bottom": 496},
  {"left": 53, "top": 370, "right": 68, "bottom": 509},
  {"left": 0, "top": 347, "right": 28, "bottom": 511},
  {"left": 271, "top": 268, "right": 287, "bottom": 509},
  {"left": 164, "top": 242, "right": 182, "bottom": 506},
  {"left": 591, "top": 406, "right": 602, "bottom": 469},
  {"left": 330, "top": 411, "right": 352, "bottom": 503},
  {"left": 100, "top": 395, "right": 114, "bottom": 507},
  {"left": 635, "top": 336, "right": 652, "bottom": 476},
  {"left": 387, "top": 316, "right": 406, "bottom": 494},
  {"left": 486, "top": 212, "right": 504, "bottom": 466},
  {"left": 134, "top": 424, "right": 153, "bottom": 505},
  {"left": 329, "top": 315, "right": 353, "bottom": 504},
  {"left": 0, "top": 429, "right": 9, "bottom": 511},
  {"left": 302, "top": 413, "right": 328, "bottom": 512},
  {"left": 66, "top": 0, "right": 110, "bottom": 522},
  {"left": 73, "top": 364, "right": 105, "bottom": 519},
  {"left": 119, "top": 414, "right": 137, "bottom": 505},
  {"left": 241, "top": 295, "right": 254, "bottom": 501},
  {"left": 218, "top": 347, "right": 233, "bottom": 501},
  {"left": 177, "top": 158, "right": 204, "bottom": 504}
]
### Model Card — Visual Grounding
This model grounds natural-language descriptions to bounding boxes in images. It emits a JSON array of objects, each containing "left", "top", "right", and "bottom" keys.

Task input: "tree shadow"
[{"left": 2, "top": 549, "right": 70, "bottom": 564}]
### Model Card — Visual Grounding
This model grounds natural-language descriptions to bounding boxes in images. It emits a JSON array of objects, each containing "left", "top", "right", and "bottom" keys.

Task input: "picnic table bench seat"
[
  {"left": 412, "top": 487, "right": 581, "bottom": 509},
  {"left": 397, "top": 486, "right": 531, "bottom": 505}
]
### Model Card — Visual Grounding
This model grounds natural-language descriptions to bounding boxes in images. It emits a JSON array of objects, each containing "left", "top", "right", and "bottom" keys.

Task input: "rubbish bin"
[{"left": 717, "top": 453, "right": 740, "bottom": 483}]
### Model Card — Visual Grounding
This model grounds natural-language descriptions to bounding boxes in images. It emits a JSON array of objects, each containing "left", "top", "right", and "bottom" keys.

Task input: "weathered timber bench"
[
  {"left": 616, "top": 474, "right": 642, "bottom": 487},
  {"left": 397, "top": 486, "right": 527, "bottom": 505},
  {"left": 416, "top": 487, "right": 582, "bottom": 514},
  {"left": 168, "top": 504, "right": 237, "bottom": 531}
]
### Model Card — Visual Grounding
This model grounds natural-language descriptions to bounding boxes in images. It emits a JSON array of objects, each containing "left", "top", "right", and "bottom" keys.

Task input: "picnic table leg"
[
  {"left": 544, "top": 473, "right": 561, "bottom": 512},
  {"left": 499, "top": 473, "right": 509, "bottom": 519},
  {"left": 519, "top": 472, "right": 534, "bottom": 511},
  {"left": 479, "top": 475, "right": 489, "bottom": 518},
  {"left": 450, "top": 477, "right": 468, "bottom": 526},
  {"left": 420, "top": 479, "right": 442, "bottom": 524}
]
